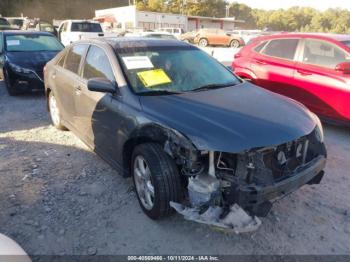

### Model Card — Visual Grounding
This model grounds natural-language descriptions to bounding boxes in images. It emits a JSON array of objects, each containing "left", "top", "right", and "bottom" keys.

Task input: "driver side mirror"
[
  {"left": 87, "top": 78, "right": 117, "bottom": 93},
  {"left": 335, "top": 62, "right": 350, "bottom": 74}
]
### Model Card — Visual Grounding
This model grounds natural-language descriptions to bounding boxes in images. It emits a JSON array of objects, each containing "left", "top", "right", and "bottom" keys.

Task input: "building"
[
  {"left": 187, "top": 15, "right": 241, "bottom": 31},
  {"left": 94, "top": 5, "right": 243, "bottom": 32}
]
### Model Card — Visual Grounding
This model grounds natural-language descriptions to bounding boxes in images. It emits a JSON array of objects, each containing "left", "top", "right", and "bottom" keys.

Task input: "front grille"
[{"left": 249, "top": 129, "right": 325, "bottom": 184}]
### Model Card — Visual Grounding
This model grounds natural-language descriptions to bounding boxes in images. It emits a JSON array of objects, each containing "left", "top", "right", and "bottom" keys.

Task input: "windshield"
[
  {"left": 341, "top": 41, "right": 350, "bottom": 48},
  {"left": 5, "top": 34, "right": 64, "bottom": 52},
  {"left": 118, "top": 46, "right": 240, "bottom": 95},
  {"left": 71, "top": 22, "right": 102, "bottom": 32}
]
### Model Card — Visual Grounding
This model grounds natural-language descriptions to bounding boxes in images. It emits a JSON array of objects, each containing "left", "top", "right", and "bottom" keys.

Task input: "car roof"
[
  {"left": 2, "top": 30, "right": 54, "bottom": 36},
  {"left": 82, "top": 37, "right": 192, "bottom": 50},
  {"left": 257, "top": 32, "right": 350, "bottom": 42},
  {"left": 63, "top": 19, "right": 100, "bottom": 23}
]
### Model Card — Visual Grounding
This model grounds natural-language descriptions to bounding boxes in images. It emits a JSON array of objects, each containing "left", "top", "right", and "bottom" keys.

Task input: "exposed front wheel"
[
  {"left": 132, "top": 143, "right": 182, "bottom": 220},
  {"left": 48, "top": 91, "right": 66, "bottom": 130}
]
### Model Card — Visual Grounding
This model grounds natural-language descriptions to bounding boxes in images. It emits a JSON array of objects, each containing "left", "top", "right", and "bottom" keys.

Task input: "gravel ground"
[{"left": 0, "top": 80, "right": 350, "bottom": 256}]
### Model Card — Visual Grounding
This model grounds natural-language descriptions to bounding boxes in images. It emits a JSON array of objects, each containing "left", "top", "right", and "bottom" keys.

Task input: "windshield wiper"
[
  {"left": 191, "top": 83, "right": 237, "bottom": 92},
  {"left": 138, "top": 90, "right": 183, "bottom": 96}
]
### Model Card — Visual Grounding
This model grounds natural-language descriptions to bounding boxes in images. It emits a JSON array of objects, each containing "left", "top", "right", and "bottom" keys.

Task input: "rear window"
[
  {"left": 5, "top": 34, "right": 63, "bottom": 52},
  {"left": 341, "top": 41, "right": 350, "bottom": 48},
  {"left": 7, "top": 18, "right": 24, "bottom": 28},
  {"left": 0, "top": 18, "right": 10, "bottom": 26},
  {"left": 145, "top": 34, "right": 176, "bottom": 40},
  {"left": 64, "top": 44, "right": 88, "bottom": 74},
  {"left": 71, "top": 22, "right": 102, "bottom": 33},
  {"left": 261, "top": 39, "right": 299, "bottom": 60},
  {"left": 254, "top": 41, "right": 268, "bottom": 52}
]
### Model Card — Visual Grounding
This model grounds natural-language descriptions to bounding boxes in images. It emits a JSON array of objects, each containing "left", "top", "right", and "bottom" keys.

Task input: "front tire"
[
  {"left": 48, "top": 91, "right": 66, "bottom": 130},
  {"left": 4, "top": 69, "right": 19, "bottom": 96},
  {"left": 132, "top": 143, "right": 183, "bottom": 220}
]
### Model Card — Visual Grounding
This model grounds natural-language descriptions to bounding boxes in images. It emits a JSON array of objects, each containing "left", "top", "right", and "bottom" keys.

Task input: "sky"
[{"left": 228, "top": 0, "right": 350, "bottom": 11}]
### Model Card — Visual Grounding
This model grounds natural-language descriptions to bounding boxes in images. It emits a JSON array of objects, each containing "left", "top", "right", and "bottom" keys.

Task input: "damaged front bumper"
[{"left": 235, "top": 155, "right": 326, "bottom": 216}]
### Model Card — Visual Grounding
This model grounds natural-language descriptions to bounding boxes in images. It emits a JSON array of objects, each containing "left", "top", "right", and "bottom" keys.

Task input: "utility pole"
[{"left": 226, "top": 4, "right": 230, "bottom": 18}]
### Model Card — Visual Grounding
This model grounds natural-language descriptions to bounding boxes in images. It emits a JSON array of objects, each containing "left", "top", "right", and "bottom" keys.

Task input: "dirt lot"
[{"left": 0, "top": 80, "right": 349, "bottom": 256}]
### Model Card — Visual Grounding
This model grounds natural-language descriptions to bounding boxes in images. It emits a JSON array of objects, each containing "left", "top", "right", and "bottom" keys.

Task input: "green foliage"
[{"left": 136, "top": 0, "right": 350, "bottom": 34}]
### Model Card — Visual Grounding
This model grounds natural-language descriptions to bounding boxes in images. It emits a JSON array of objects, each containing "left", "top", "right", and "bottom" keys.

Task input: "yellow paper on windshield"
[{"left": 137, "top": 69, "right": 172, "bottom": 88}]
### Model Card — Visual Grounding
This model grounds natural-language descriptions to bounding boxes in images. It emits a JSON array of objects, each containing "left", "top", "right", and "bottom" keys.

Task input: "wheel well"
[
  {"left": 199, "top": 37, "right": 208, "bottom": 43},
  {"left": 46, "top": 88, "right": 51, "bottom": 111},
  {"left": 122, "top": 137, "right": 160, "bottom": 177}
]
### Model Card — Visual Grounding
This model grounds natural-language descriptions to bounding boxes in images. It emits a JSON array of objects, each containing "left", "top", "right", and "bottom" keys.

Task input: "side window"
[
  {"left": 82, "top": 46, "right": 115, "bottom": 82},
  {"left": 64, "top": 44, "right": 88, "bottom": 74},
  {"left": 261, "top": 39, "right": 299, "bottom": 60},
  {"left": 254, "top": 41, "right": 268, "bottom": 52},
  {"left": 303, "top": 39, "right": 350, "bottom": 69}
]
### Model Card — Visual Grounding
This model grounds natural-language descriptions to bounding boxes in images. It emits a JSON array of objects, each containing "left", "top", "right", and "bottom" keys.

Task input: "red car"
[{"left": 233, "top": 33, "right": 350, "bottom": 125}]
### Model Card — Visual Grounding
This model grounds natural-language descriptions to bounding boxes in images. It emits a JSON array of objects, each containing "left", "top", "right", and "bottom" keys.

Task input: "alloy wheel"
[{"left": 133, "top": 155, "right": 155, "bottom": 210}]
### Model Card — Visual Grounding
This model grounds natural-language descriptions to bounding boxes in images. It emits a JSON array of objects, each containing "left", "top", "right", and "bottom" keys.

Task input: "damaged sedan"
[{"left": 44, "top": 38, "right": 327, "bottom": 232}]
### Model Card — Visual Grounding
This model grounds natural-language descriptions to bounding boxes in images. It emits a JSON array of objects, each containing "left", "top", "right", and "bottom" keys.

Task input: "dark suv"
[{"left": 44, "top": 38, "right": 326, "bottom": 231}]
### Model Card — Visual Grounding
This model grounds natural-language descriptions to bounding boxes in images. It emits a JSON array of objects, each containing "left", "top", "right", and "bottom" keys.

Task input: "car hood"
[
  {"left": 6, "top": 51, "right": 59, "bottom": 71},
  {"left": 139, "top": 83, "right": 317, "bottom": 153}
]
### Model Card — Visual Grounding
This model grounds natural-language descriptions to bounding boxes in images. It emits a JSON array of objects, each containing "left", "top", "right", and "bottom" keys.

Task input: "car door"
[
  {"left": 0, "top": 32, "right": 4, "bottom": 79},
  {"left": 75, "top": 45, "right": 122, "bottom": 160},
  {"left": 59, "top": 22, "right": 69, "bottom": 46},
  {"left": 250, "top": 38, "right": 301, "bottom": 99},
  {"left": 216, "top": 29, "right": 230, "bottom": 46},
  {"left": 205, "top": 29, "right": 219, "bottom": 45},
  {"left": 54, "top": 44, "right": 88, "bottom": 127},
  {"left": 293, "top": 38, "right": 350, "bottom": 120}
]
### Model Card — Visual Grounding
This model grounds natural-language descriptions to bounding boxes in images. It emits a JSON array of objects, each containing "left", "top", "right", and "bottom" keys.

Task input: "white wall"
[
  {"left": 95, "top": 5, "right": 136, "bottom": 29},
  {"left": 136, "top": 11, "right": 187, "bottom": 31},
  {"left": 223, "top": 21, "right": 235, "bottom": 31}
]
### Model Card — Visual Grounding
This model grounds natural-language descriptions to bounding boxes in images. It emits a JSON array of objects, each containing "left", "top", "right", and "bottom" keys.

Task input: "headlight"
[
  {"left": 9, "top": 63, "right": 32, "bottom": 74},
  {"left": 313, "top": 113, "right": 324, "bottom": 142}
]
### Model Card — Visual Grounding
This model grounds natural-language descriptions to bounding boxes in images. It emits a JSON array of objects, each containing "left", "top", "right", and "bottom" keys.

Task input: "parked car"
[
  {"left": 5, "top": 17, "right": 28, "bottom": 29},
  {"left": 0, "top": 31, "right": 64, "bottom": 95},
  {"left": 159, "top": 27, "right": 185, "bottom": 38},
  {"left": 194, "top": 28, "right": 244, "bottom": 48},
  {"left": 22, "top": 19, "right": 58, "bottom": 37},
  {"left": 0, "top": 18, "right": 14, "bottom": 31},
  {"left": 179, "top": 30, "right": 197, "bottom": 43},
  {"left": 233, "top": 33, "right": 350, "bottom": 125},
  {"left": 57, "top": 20, "right": 106, "bottom": 46},
  {"left": 44, "top": 38, "right": 326, "bottom": 230},
  {"left": 227, "top": 30, "right": 262, "bottom": 44}
]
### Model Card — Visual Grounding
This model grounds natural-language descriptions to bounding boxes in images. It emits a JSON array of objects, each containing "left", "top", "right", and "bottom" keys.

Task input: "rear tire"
[
  {"left": 230, "top": 40, "right": 240, "bottom": 48},
  {"left": 4, "top": 69, "right": 19, "bottom": 96},
  {"left": 48, "top": 91, "right": 66, "bottom": 130},
  {"left": 198, "top": 38, "right": 209, "bottom": 47},
  {"left": 132, "top": 143, "right": 183, "bottom": 220}
]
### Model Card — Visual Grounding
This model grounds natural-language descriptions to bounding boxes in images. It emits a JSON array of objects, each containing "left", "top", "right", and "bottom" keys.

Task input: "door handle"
[
  {"left": 297, "top": 70, "right": 312, "bottom": 76},
  {"left": 255, "top": 59, "right": 267, "bottom": 65}
]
